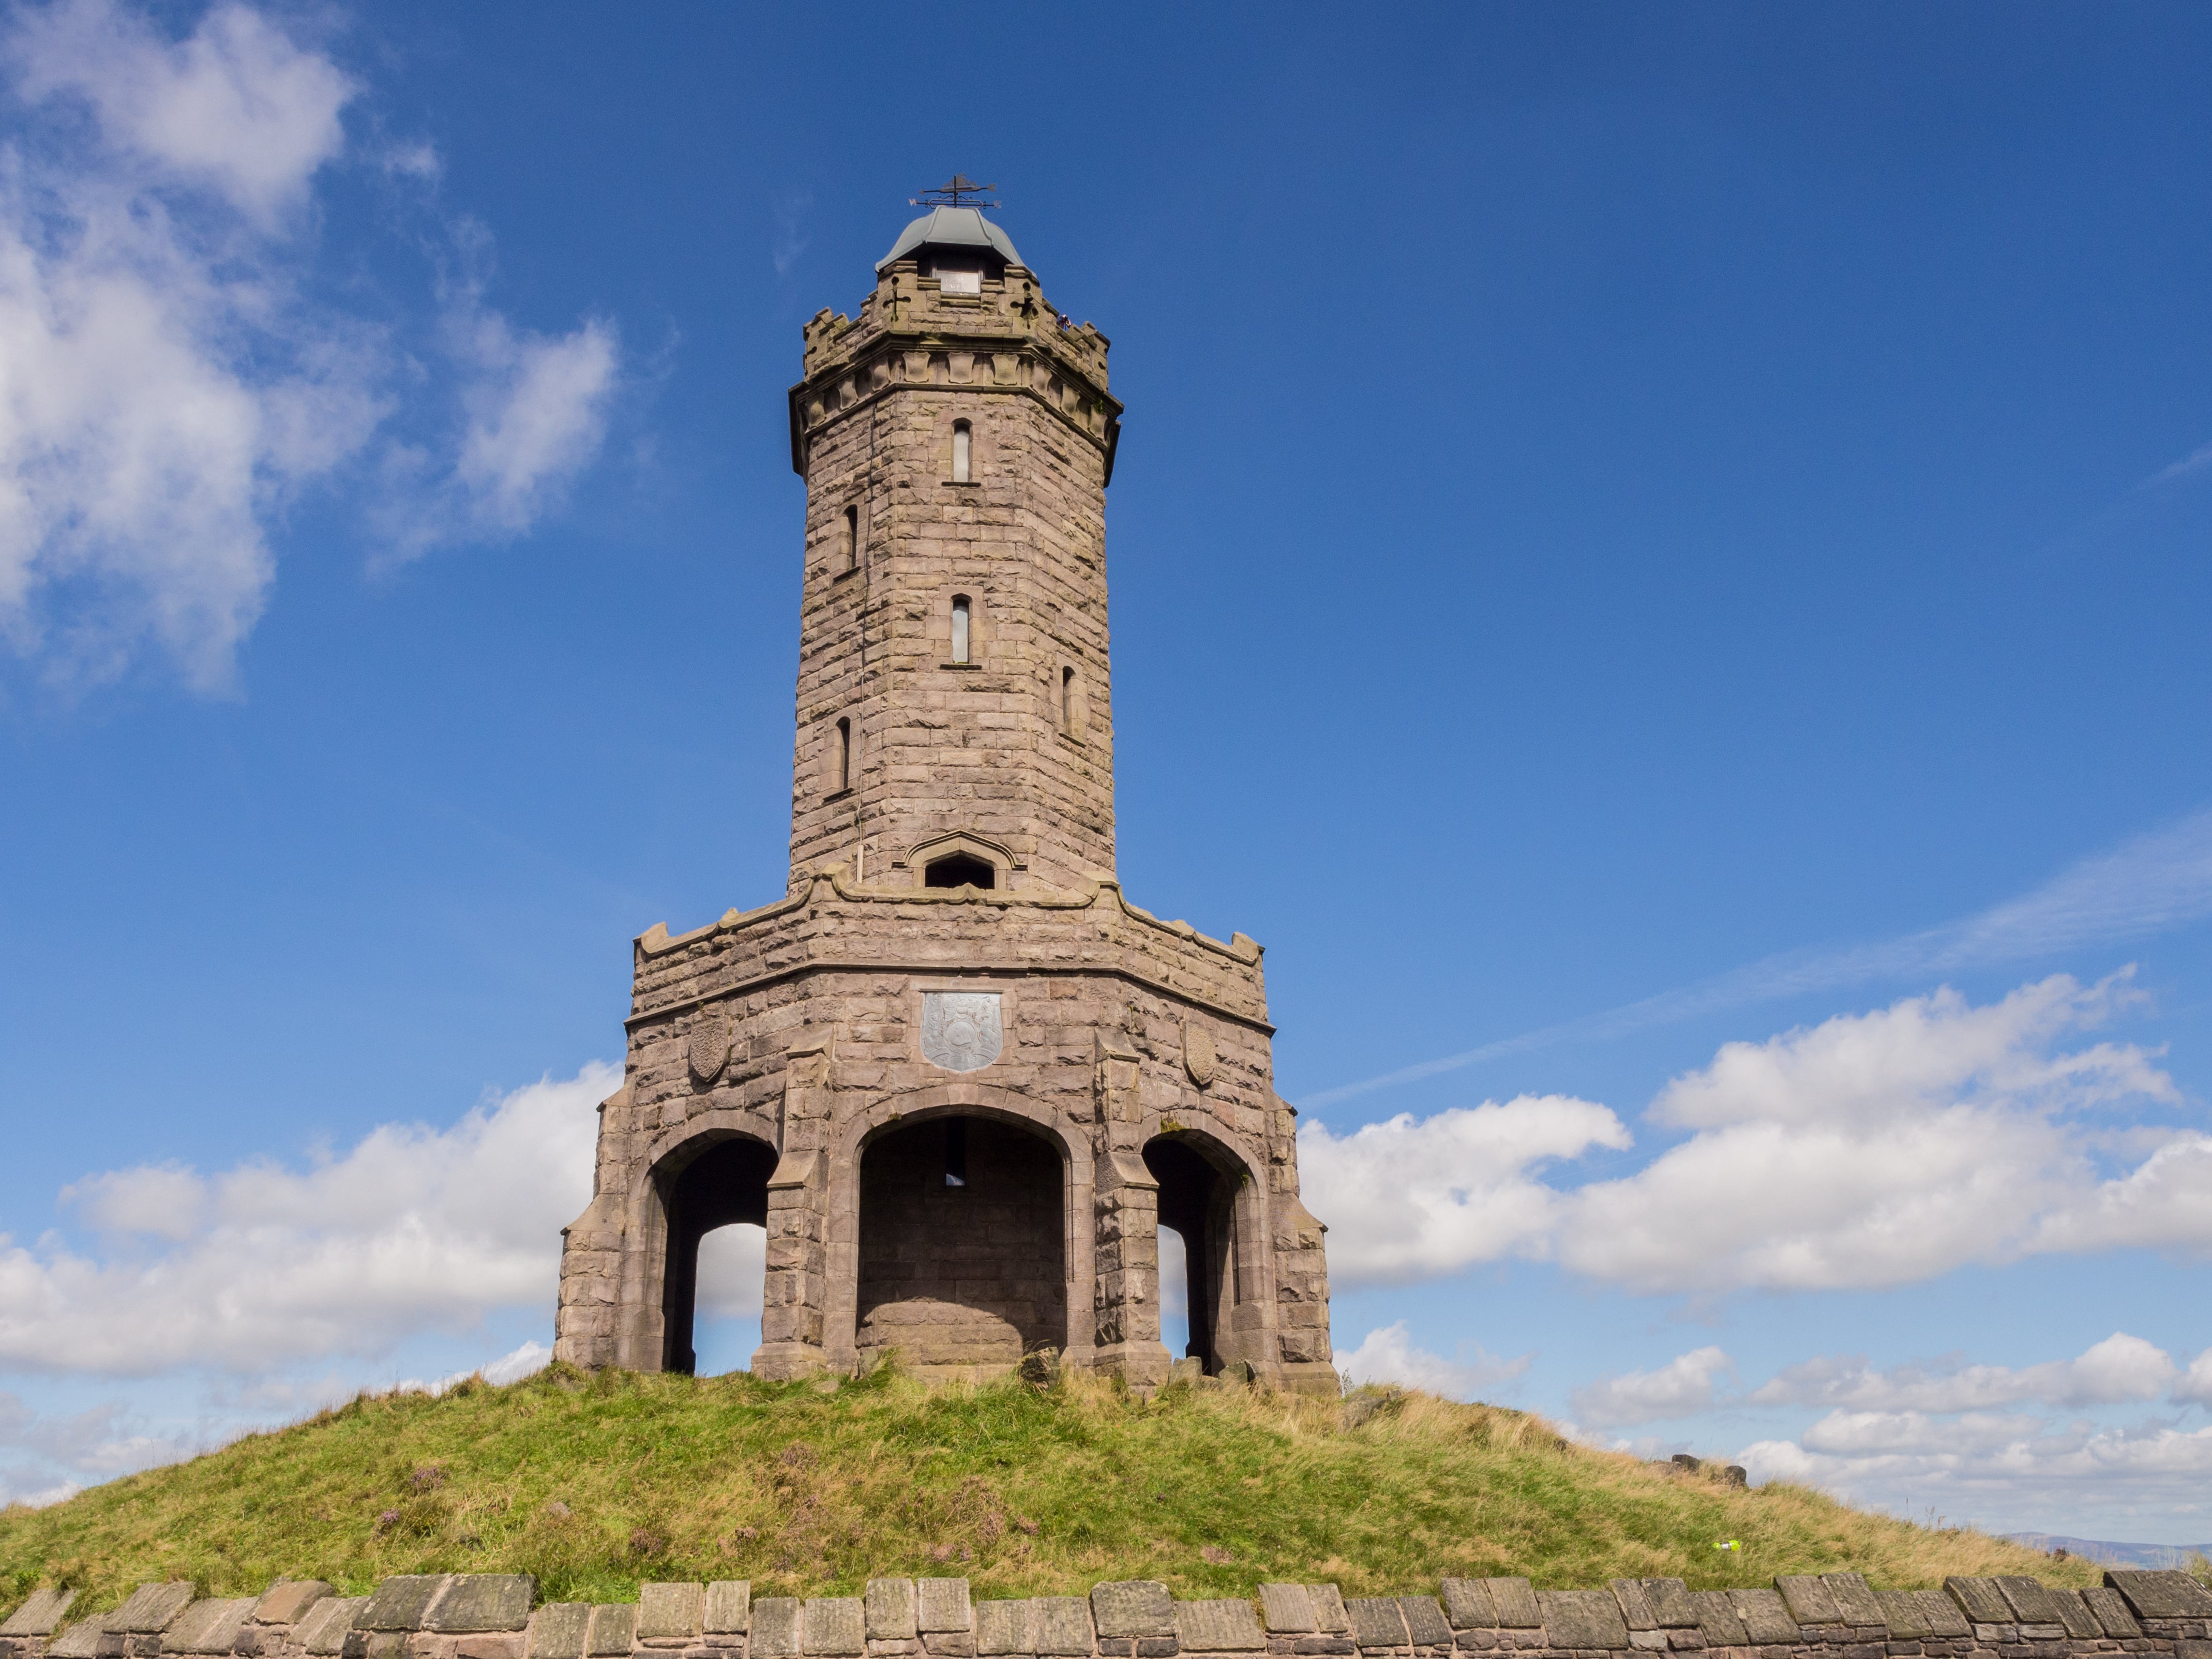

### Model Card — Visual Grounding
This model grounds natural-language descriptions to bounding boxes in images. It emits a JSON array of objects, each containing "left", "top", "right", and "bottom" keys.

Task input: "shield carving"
[
  {"left": 921, "top": 991, "right": 1002, "bottom": 1073},
  {"left": 688, "top": 1015, "right": 729, "bottom": 1084},
  {"left": 1182, "top": 1021, "right": 1217, "bottom": 1089}
]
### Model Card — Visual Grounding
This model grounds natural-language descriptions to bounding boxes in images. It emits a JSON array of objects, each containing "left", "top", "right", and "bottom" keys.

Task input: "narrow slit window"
[
  {"left": 841, "top": 505, "right": 857, "bottom": 572},
  {"left": 1060, "top": 665, "right": 1076, "bottom": 734},
  {"left": 951, "top": 420, "right": 971, "bottom": 483},
  {"left": 834, "top": 716, "right": 851, "bottom": 793},
  {"left": 951, "top": 596, "right": 970, "bottom": 663}
]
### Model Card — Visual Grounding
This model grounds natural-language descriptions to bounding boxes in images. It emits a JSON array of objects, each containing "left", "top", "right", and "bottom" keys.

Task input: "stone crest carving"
[
  {"left": 687, "top": 1015, "right": 729, "bottom": 1084},
  {"left": 921, "top": 991, "right": 1002, "bottom": 1073},
  {"left": 1182, "top": 1021, "right": 1216, "bottom": 1089}
]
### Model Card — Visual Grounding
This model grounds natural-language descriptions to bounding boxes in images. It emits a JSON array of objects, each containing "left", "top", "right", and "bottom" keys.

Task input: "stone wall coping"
[
  {"left": 633, "top": 869, "right": 1262, "bottom": 981},
  {"left": 9, "top": 1566, "right": 2212, "bottom": 1659}
]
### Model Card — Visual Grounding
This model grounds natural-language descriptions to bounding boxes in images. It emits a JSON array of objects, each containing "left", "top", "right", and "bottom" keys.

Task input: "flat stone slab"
[
  {"left": 2108, "top": 1572, "right": 2212, "bottom": 1621},
  {"left": 1774, "top": 1578, "right": 1841, "bottom": 1628},
  {"left": 47, "top": 1622, "right": 101, "bottom": 1659},
  {"left": 362, "top": 1578, "right": 453, "bottom": 1633},
  {"left": 706, "top": 1583, "right": 753, "bottom": 1636},
  {"left": 1398, "top": 1598, "right": 1450, "bottom": 1649},
  {"left": 1875, "top": 1592, "right": 1929, "bottom": 1640},
  {"left": 804, "top": 1597, "right": 864, "bottom": 1656},
  {"left": 1036, "top": 1597, "right": 1095, "bottom": 1656},
  {"left": 526, "top": 1605, "right": 590, "bottom": 1659},
  {"left": 299, "top": 1598, "right": 369, "bottom": 1656},
  {"left": 1995, "top": 1577, "right": 2067, "bottom": 1628},
  {"left": 918, "top": 1581, "right": 971, "bottom": 1636},
  {"left": 1915, "top": 1590, "right": 1969, "bottom": 1639},
  {"left": 256, "top": 1583, "right": 335, "bottom": 1626},
  {"left": 1607, "top": 1582, "right": 1656, "bottom": 1632},
  {"left": 1687, "top": 1591, "right": 1747, "bottom": 1648},
  {"left": 1726, "top": 1589, "right": 1798, "bottom": 1646},
  {"left": 429, "top": 1577, "right": 536, "bottom": 1634},
  {"left": 1482, "top": 1581, "right": 1538, "bottom": 1631},
  {"left": 1346, "top": 1597, "right": 1406, "bottom": 1650},
  {"left": 1178, "top": 1600, "right": 1263, "bottom": 1652},
  {"left": 751, "top": 1598, "right": 802, "bottom": 1659},
  {"left": 107, "top": 1583, "right": 198, "bottom": 1634},
  {"left": 1944, "top": 1579, "right": 2013, "bottom": 1626},
  {"left": 2084, "top": 1588, "right": 2145, "bottom": 1639},
  {"left": 585, "top": 1605, "right": 637, "bottom": 1657},
  {"left": 1090, "top": 1583, "right": 1174, "bottom": 1640},
  {"left": 167, "top": 1598, "right": 258, "bottom": 1653},
  {"left": 1261, "top": 1587, "right": 1317, "bottom": 1634},
  {"left": 1309, "top": 1587, "right": 1350, "bottom": 1635},
  {"left": 639, "top": 1585, "right": 704, "bottom": 1641},
  {"left": 1538, "top": 1591, "right": 1628, "bottom": 1651},
  {"left": 976, "top": 1601, "right": 1032, "bottom": 1656},
  {"left": 1437, "top": 1581, "right": 1492, "bottom": 1633},
  {"left": 2041, "top": 1590, "right": 2101, "bottom": 1641},
  {"left": 865, "top": 1580, "right": 917, "bottom": 1642},
  {"left": 1, "top": 1589, "right": 78, "bottom": 1637},
  {"left": 1637, "top": 1581, "right": 1696, "bottom": 1631},
  {"left": 1819, "top": 1575, "right": 1882, "bottom": 1628}
]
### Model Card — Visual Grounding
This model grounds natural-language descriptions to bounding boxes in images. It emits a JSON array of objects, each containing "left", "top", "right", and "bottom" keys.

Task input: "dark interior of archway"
[
  {"left": 857, "top": 1115, "right": 1062, "bottom": 1372},
  {"left": 1145, "top": 1136, "right": 1238, "bottom": 1374},
  {"left": 923, "top": 852, "right": 996, "bottom": 890},
  {"left": 659, "top": 1136, "right": 777, "bottom": 1375}
]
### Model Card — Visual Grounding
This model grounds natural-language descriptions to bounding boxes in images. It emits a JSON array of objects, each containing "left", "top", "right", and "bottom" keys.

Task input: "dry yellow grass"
[{"left": 0, "top": 1364, "right": 2096, "bottom": 1616}]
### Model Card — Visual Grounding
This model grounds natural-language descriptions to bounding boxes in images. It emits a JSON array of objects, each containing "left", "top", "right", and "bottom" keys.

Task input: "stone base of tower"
[{"left": 552, "top": 866, "right": 1335, "bottom": 1393}]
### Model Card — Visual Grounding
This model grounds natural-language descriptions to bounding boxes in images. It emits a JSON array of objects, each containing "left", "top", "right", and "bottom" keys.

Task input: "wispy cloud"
[
  {"left": 1334, "top": 1321, "right": 1530, "bottom": 1399},
  {"left": 1305, "top": 805, "right": 2212, "bottom": 1108}
]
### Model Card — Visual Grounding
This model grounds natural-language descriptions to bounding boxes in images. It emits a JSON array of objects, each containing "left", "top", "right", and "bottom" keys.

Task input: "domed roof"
[{"left": 876, "top": 205, "right": 1023, "bottom": 273}]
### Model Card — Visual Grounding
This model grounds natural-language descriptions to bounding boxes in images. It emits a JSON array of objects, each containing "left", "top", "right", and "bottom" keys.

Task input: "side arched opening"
[
  {"left": 856, "top": 1114, "right": 1066, "bottom": 1379},
  {"left": 654, "top": 1133, "right": 778, "bottom": 1375},
  {"left": 1143, "top": 1134, "right": 1247, "bottom": 1376}
]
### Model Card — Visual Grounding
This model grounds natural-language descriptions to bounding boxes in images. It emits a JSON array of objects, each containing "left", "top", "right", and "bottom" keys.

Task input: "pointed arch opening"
[
  {"left": 1142, "top": 1134, "right": 1246, "bottom": 1376},
  {"left": 653, "top": 1133, "right": 777, "bottom": 1375}
]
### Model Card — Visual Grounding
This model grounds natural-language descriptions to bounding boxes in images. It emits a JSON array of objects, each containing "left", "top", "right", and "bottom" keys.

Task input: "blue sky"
[{"left": 4, "top": 0, "right": 2212, "bottom": 1547}]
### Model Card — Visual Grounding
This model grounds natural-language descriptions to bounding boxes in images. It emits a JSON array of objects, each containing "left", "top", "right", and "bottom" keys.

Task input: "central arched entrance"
[
  {"left": 856, "top": 1114, "right": 1066, "bottom": 1379},
  {"left": 654, "top": 1133, "right": 777, "bottom": 1375}
]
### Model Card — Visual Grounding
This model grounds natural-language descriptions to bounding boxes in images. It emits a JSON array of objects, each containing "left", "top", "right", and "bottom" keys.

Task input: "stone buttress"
[{"left": 551, "top": 200, "right": 1334, "bottom": 1393}]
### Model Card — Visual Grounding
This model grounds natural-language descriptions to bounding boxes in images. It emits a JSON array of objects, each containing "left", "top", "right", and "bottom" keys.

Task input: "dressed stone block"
[
  {"left": 256, "top": 1583, "right": 335, "bottom": 1626},
  {"left": 706, "top": 1585, "right": 753, "bottom": 1636},
  {"left": 917, "top": 1582, "right": 971, "bottom": 1636},
  {"left": 804, "top": 1598, "right": 865, "bottom": 1656},
  {"left": 1175, "top": 1601, "right": 1262, "bottom": 1652},
  {"left": 1, "top": 1590, "right": 77, "bottom": 1638},
  {"left": 1090, "top": 1585, "right": 1174, "bottom": 1641},
  {"left": 526, "top": 1607, "right": 590, "bottom": 1659},
  {"left": 430, "top": 1578, "right": 536, "bottom": 1634},
  {"left": 639, "top": 1586, "right": 704, "bottom": 1642}
]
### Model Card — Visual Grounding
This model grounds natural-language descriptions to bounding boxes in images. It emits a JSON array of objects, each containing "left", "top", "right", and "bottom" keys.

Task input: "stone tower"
[{"left": 552, "top": 195, "right": 1334, "bottom": 1393}]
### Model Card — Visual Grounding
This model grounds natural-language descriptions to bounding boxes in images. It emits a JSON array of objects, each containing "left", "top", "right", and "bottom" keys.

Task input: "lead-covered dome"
[{"left": 876, "top": 205, "right": 1023, "bottom": 273}]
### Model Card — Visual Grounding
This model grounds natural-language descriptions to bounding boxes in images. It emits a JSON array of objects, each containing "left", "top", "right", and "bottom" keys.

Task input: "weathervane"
[{"left": 911, "top": 174, "right": 1000, "bottom": 210}]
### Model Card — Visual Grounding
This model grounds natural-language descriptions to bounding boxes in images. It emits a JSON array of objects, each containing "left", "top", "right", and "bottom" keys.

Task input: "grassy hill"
[{"left": 0, "top": 1363, "right": 2095, "bottom": 1616}]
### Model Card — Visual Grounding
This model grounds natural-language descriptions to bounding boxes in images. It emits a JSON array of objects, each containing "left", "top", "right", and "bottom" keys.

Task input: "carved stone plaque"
[
  {"left": 921, "top": 991, "right": 1002, "bottom": 1073},
  {"left": 687, "top": 1015, "right": 729, "bottom": 1084},
  {"left": 1182, "top": 1021, "right": 1216, "bottom": 1088}
]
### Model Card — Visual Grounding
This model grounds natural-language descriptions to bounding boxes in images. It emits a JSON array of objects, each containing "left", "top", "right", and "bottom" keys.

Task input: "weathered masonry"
[
  {"left": 7, "top": 1567, "right": 2210, "bottom": 1659},
  {"left": 550, "top": 192, "right": 1335, "bottom": 1392}
]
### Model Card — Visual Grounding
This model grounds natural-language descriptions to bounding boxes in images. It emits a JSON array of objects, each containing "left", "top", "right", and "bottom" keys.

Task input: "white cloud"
[
  {"left": 0, "top": 0, "right": 623, "bottom": 691},
  {"left": 400, "top": 1337, "right": 553, "bottom": 1395},
  {"left": 1333, "top": 1321, "right": 1529, "bottom": 1399},
  {"left": 1572, "top": 1346, "right": 1734, "bottom": 1427},
  {"left": 1753, "top": 1334, "right": 2180, "bottom": 1413},
  {"left": 0, "top": 1062, "right": 608, "bottom": 1375},
  {"left": 1299, "top": 1095, "right": 1628, "bottom": 1284},
  {"left": 694, "top": 1225, "right": 765, "bottom": 1319},
  {"left": 0, "top": 1391, "right": 194, "bottom": 1505},
  {"left": 10, "top": 0, "right": 351, "bottom": 222},
  {"left": 1307, "top": 973, "right": 2207, "bottom": 1295}
]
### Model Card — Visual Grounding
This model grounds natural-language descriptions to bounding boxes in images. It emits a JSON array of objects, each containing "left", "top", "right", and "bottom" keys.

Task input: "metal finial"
[{"left": 910, "top": 174, "right": 1000, "bottom": 210}]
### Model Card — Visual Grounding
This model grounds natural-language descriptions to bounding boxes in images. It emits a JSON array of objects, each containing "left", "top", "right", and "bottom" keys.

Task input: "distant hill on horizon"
[{"left": 2005, "top": 1534, "right": 2212, "bottom": 1570}]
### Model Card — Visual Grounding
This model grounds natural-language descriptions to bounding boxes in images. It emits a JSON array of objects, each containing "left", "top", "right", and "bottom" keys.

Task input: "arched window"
[
  {"left": 951, "top": 595, "right": 971, "bottom": 664},
  {"left": 840, "top": 505, "right": 858, "bottom": 573},
  {"left": 923, "top": 851, "right": 996, "bottom": 891},
  {"left": 951, "top": 420, "right": 972, "bottom": 483},
  {"left": 834, "top": 716, "right": 851, "bottom": 794}
]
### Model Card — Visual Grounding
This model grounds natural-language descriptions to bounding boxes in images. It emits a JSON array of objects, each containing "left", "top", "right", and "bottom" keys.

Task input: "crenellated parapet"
[{"left": 8, "top": 1570, "right": 2207, "bottom": 1659}]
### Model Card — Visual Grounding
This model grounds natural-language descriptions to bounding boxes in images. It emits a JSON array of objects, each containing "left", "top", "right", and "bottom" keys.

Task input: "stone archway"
[
  {"left": 1142, "top": 1130, "right": 1259, "bottom": 1376},
  {"left": 652, "top": 1132, "right": 778, "bottom": 1375},
  {"left": 853, "top": 1113, "right": 1066, "bottom": 1379}
]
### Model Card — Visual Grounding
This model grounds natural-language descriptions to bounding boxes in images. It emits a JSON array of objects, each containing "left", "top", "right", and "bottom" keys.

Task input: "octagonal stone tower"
[{"left": 551, "top": 199, "right": 1334, "bottom": 1393}]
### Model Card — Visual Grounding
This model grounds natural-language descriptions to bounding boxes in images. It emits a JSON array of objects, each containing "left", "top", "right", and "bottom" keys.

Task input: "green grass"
[{"left": 0, "top": 1363, "right": 2096, "bottom": 1617}]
